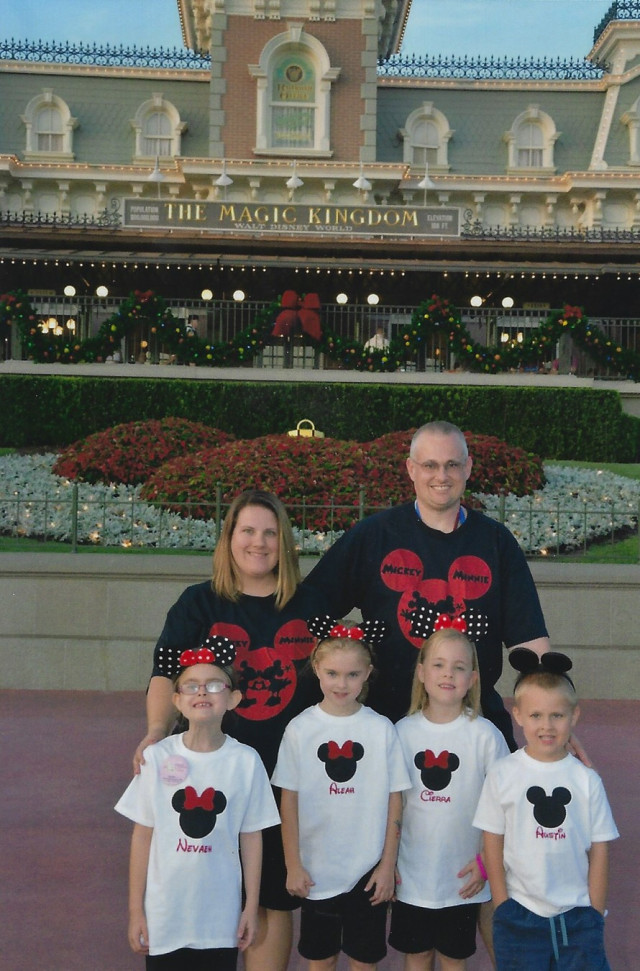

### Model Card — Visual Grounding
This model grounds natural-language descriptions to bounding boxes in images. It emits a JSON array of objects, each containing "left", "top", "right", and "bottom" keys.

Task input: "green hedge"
[{"left": 1, "top": 374, "right": 638, "bottom": 461}]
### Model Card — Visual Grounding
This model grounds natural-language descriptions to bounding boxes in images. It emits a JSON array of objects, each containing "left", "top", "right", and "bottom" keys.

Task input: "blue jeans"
[{"left": 493, "top": 897, "right": 610, "bottom": 970}]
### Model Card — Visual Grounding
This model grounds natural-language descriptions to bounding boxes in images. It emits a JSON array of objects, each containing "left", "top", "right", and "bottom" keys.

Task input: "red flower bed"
[
  {"left": 139, "top": 429, "right": 545, "bottom": 531},
  {"left": 52, "top": 418, "right": 235, "bottom": 485}
]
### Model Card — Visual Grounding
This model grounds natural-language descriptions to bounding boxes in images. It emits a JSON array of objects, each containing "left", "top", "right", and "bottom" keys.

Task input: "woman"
[{"left": 133, "top": 489, "right": 328, "bottom": 971}]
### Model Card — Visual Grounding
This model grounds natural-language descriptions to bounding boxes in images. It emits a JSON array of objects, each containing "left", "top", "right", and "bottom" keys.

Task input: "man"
[{"left": 305, "top": 420, "right": 550, "bottom": 750}]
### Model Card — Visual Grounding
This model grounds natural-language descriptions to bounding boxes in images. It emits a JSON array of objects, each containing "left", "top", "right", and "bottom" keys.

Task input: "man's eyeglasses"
[
  {"left": 178, "top": 680, "right": 231, "bottom": 695},
  {"left": 414, "top": 460, "right": 466, "bottom": 473}
]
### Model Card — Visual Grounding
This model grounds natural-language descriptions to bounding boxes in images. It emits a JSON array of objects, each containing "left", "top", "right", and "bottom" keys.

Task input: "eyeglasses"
[
  {"left": 413, "top": 460, "right": 466, "bottom": 473},
  {"left": 178, "top": 680, "right": 231, "bottom": 695}
]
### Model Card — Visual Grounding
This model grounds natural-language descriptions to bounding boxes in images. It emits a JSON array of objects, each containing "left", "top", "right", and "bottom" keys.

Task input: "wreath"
[{"left": 2, "top": 288, "right": 638, "bottom": 381}]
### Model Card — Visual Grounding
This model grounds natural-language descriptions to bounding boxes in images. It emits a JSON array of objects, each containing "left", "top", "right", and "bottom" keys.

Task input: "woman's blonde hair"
[
  {"left": 311, "top": 636, "right": 376, "bottom": 704},
  {"left": 212, "top": 489, "right": 300, "bottom": 608},
  {"left": 408, "top": 628, "right": 481, "bottom": 717}
]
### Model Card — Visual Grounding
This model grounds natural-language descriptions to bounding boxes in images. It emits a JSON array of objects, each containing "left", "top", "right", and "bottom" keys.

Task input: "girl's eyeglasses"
[{"left": 178, "top": 680, "right": 231, "bottom": 695}]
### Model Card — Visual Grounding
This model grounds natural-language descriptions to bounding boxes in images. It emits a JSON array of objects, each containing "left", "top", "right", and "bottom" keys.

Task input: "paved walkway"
[{"left": 2, "top": 691, "right": 637, "bottom": 970}]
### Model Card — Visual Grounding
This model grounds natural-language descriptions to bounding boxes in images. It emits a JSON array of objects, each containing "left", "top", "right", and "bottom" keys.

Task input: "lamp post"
[
  {"left": 147, "top": 157, "right": 165, "bottom": 199},
  {"left": 417, "top": 164, "right": 435, "bottom": 207}
]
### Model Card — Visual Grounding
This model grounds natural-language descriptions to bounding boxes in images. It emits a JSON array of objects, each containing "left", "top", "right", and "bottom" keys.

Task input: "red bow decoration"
[
  {"left": 271, "top": 290, "right": 323, "bottom": 340},
  {"left": 423, "top": 750, "right": 450, "bottom": 769},
  {"left": 329, "top": 624, "right": 364, "bottom": 640},
  {"left": 434, "top": 613, "right": 467, "bottom": 633},
  {"left": 183, "top": 786, "right": 215, "bottom": 811},
  {"left": 179, "top": 647, "right": 216, "bottom": 667},
  {"left": 327, "top": 740, "right": 354, "bottom": 760}
]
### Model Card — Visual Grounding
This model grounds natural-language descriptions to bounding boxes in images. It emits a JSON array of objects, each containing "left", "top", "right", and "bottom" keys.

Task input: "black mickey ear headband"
[
  {"left": 156, "top": 635, "right": 237, "bottom": 679},
  {"left": 307, "top": 615, "right": 387, "bottom": 647},
  {"left": 509, "top": 647, "right": 575, "bottom": 689}
]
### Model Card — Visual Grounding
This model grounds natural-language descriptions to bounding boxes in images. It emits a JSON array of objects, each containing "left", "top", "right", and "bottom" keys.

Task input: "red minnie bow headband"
[
  {"left": 307, "top": 615, "right": 387, "bottom": 646},
  {"left": 156, "top": 635, "right": 236, "bottom": 679}
]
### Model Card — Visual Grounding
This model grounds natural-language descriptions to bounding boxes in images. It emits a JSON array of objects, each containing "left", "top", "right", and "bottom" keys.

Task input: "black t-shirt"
[
  {"left": 305, "top": 503, "right": 548, "bottom": 747},
  {"left": 153, "top": 581, "right": 329, "bottom": 775}
]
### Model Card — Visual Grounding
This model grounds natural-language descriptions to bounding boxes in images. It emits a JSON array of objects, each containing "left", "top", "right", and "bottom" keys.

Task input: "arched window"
[
  {"left": 399, "top": 103, "right": 453, "bottom": 170},
  {"left": 249, "top": 24, "right": 340, "bottom": 157},
  {"left": 131, "top": 94, "right": 186, "bottom": 160},
  {"left": 22, "top": 89, "right": 77, "bottom": 160},
  {"left": 505, "top": 105, "right": 559, "bottom": 173}
]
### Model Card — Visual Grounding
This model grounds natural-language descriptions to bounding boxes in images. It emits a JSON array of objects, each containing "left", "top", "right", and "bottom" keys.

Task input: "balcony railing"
[{"left": 6, "top": 294, "right": 640, "bottom": 378}]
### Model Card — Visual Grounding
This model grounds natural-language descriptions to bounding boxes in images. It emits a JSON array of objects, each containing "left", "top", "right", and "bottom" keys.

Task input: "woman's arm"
[
  {"left": 237, "top": 830, "right": 262, "bottom": 950},
  {"left": 133, "top": 676, "right": 175, "bottom": 773},
  {"left": 365, "top": 790, "right": 403, "bottom": 905},
  {"left": 280, "top": 788, "right": 314, "bottom": 897},
  {"left": 587, "top": 841, "right": 609, "bottom": 915},
  {"left": 128, "top": 823, "right": 153, "bottom": 954}
]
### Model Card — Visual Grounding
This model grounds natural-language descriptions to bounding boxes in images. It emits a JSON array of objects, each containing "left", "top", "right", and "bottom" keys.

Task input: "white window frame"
[
  {"left": 621, "top": 98, "right": 640, "bottom": 165},
  {"left": 21, "top": 89, "right": 77, "bottom": 162},
  {"left": 249, "top": 23, "right": 340, "bottom": 157},
  {"left": 399, "top": 102, "right": 453, "bottom": 171},
  {"left": 131, "top": 93, "right": 186, "bottom": 161},
  {"left": 505, "top": 105, "right": 559, "bottom": 174}
]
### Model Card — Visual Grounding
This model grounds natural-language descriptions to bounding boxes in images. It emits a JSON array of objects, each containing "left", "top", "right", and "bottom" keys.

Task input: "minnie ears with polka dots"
[
  {"left": 410, "top": 603, "right": 489, "bottom": 641},
  {"left": 307, "top": 615, "right": 387, "bottom": 646},
  {"left": 156, "top": 636, "right": 237, "bottom": 679},
  {"left": 509, "top": 647, "right": 575, "bottom": 688}
]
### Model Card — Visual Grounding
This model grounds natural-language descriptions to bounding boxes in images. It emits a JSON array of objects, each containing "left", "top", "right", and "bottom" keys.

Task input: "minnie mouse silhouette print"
[
  {"left": 317, "top": 739, "right": 364, "bottom": 782},
  {"left": 414, "top": 749, "right": 460, "bottom": 791},
  {"left": 172, "top": 785, "right": 228, "bottom": 839}
]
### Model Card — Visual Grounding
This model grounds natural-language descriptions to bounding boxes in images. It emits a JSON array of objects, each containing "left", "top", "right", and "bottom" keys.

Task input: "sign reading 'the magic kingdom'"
[{"left": 123, "top": 200, "right": 460, "bottom": 237}]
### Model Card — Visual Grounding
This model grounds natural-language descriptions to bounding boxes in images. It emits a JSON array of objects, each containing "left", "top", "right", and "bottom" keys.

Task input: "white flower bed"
[{"left": 0, "top": 453, "right": 638, "bottom": 555}]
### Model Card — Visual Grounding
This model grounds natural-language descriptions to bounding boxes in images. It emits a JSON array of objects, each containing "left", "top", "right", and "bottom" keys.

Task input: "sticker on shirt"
[
  {"left": 173, "top": 784, "right": 227, "bottom": 839},
  {"left": 379, "top": 549, "right": 491, "bottom": 648},
  {"left": 414, "top": 748, "right": 459, "bottom": 800},
  {"left": 211, "top": 620, "right": 314, "bottom": 721},
  {"left": 159, "top": 754, "right": 190, "bottom": 786},
  {"left": 318, "top": 739, "right": 364, "bottom": 791},
  {"left": 527, "top": 785, "right": 572, "bottom": 835}
]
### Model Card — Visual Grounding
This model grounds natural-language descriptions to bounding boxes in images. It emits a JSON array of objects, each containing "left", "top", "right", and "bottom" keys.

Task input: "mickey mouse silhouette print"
[
  {"left": 527, "top": 785, "right": 572, "bottom": 828},
  {"left": 172, "top": 785, "right": 227, "bottom": 839},
  {"left": 317, "top": 740, "right": 364, "bottom": 782},
  {"left": 414, "top": 749, "right": 460, "bottom": 791}
]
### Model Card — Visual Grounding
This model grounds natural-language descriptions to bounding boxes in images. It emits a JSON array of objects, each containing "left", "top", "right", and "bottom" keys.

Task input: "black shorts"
[
  {"left": 389, "top": 899, "right": 479, "bottom": 960},
  {"left": 259, "top": 821, "right": 300, "bottom": 912},
  {"left": 298, "top": 868, "right": 387, "bottom": 964},
  {"left": 146, "top": 946, "right": 237, "bottom": 970}
]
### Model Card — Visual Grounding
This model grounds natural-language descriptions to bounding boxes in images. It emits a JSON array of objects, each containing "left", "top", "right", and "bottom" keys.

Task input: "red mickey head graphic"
[
  {"left": 211, "top": 620, "right": 314, "bottom": 721},
  {"left": 380, "top": 549, "right": 492, "bottom": 649}
]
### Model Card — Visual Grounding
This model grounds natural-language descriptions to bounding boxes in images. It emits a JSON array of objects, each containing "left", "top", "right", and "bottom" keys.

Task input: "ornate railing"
[
  {"left": 0, "top": 38, "right": 210, "bottom": 70},
  {"left": 0, "top": 200, "right": 121, "bottom": 230},
  {"left": 594, "top": 0, "right": 640, "bottom": 45},
  {"left": 377, "top": 53, "right": 603, "bottom": 81},
  {"left": 461, "top": 210, "right": 640, "bottom": 242}
]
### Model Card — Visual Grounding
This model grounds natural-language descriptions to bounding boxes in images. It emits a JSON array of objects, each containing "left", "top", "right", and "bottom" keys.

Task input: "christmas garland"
[{"left": 2, "top": 288, "right": 638, "bottom": 380}]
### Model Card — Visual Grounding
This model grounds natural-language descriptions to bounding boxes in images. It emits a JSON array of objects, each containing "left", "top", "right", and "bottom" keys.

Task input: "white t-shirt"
[
  {"left": 115, "top": 734, "right": 280, "bottom": 955},
  {"left": 272, "top": 704, "right": 411, "bottom": 899},
  {"left": 473, "top": 749, "right": 619, "bottom": 918},
  {"left": 395, "top": 710, "right": 509, "bottom": 908}
]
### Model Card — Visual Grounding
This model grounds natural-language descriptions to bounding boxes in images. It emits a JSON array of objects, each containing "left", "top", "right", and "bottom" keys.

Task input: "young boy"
[{"left": 473, "top": 648, "right": 618, "bottom": 970}]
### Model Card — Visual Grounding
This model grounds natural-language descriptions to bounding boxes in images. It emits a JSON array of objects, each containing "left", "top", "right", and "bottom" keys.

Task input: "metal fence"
[{"left": 2, "top": 486, "right": 639, "bottom": 559}]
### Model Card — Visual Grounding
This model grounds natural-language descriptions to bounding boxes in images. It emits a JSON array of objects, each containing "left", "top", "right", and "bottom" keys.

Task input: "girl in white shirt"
[
  {"left": 390, "top": 627, "right": 509, "bottom": 971},
  {"left": 273, "top": 616, "right": 411, "bottom": 970}
]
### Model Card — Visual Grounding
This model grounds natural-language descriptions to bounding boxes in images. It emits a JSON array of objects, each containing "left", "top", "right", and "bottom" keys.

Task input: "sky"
[{"left": 2, "top": 0, "right": 614, "bottom": 60}]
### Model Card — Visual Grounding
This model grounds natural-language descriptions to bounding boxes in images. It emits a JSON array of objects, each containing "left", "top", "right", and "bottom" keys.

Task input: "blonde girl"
[
  {"left": 273, "top": 617, "right": 411, "bottom": 971},
  {"left": 390, "top": 628, "right": 509, "bottom": 971}
]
